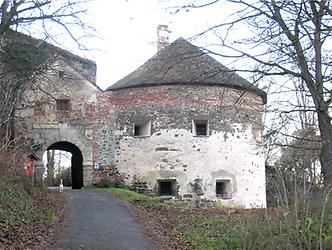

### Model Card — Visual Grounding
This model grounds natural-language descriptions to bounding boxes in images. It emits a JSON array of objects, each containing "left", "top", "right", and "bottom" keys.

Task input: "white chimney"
[{"left": 157, "top": 25, "right": 171, "bottom": 51}]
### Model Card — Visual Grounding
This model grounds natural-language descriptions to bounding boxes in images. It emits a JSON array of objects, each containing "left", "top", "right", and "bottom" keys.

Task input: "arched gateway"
[{"left": 47, "top": 141, "right": 83, "bottom": 189}]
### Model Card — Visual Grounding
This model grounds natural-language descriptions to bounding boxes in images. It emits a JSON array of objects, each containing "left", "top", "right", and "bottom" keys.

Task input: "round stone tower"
[{"left": 106, "top": 38, "right": 267, "bottom": 208}]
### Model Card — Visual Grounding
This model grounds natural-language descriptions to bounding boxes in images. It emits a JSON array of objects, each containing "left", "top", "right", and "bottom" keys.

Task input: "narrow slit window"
[
  {"left": 58, "top": 70, "right": 65, "bottom": 79},
  {"left": 216, "top": 180, "right": 232, "bottom": 199},
  {"left": 193, "top": 120, "right": 208, "bottom": 136},
  {"left": 134, "top": 124, "right": 142, "bottom": 136},
  {"left": 56, "top": 99, "right": 70, "bottom": 111}
]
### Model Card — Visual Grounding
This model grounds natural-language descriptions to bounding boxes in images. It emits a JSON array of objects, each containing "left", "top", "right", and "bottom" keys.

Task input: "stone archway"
[{"left": 47, "top": 141, "right": 83, "bottom": 189}]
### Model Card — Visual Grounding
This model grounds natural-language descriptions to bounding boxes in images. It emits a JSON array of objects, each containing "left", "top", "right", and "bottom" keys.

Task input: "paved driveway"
[{"left": 54, "top": 189, "right": 155, "bottom": 250}]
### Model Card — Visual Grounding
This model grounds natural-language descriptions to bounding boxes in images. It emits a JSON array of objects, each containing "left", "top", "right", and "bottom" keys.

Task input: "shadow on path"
[{"left": 54, "top": 189, "right": 155, "bottom": 250}]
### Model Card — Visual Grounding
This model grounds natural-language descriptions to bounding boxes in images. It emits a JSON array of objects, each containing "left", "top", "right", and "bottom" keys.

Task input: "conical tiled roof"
[{"left": 107, "top": 38, "right": 266, "bottom": 103}]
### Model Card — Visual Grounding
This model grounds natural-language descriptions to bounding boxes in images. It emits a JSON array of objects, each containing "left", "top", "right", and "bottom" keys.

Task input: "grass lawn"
[{"left": 99, "top": 187, "right": 157, "bottom": 203}]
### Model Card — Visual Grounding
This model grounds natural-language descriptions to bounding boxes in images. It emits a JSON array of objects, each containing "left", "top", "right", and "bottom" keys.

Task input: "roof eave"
[{"left": 107, "top": 82, "right": 267, "bottom": 104}]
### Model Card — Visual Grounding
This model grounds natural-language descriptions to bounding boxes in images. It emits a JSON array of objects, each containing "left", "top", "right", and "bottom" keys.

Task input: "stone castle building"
[{"left": 13, "top": 30, "right": 267, "bottom": 208}]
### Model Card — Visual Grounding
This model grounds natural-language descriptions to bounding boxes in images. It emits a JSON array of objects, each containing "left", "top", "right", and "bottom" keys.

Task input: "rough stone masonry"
[{"left": 13, "top": 31, "right": 267, "bottom": 208}]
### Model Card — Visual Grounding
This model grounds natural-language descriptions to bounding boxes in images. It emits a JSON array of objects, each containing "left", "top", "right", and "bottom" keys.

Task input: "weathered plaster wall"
[{"left": 110, "top": 85, "right": 266, "bottom": 208}]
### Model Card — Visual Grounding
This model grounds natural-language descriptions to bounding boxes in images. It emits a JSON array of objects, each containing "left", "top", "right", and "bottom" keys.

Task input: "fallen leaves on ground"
[{"left": 0, "top": 188, "right": 66, "bottom": 250}]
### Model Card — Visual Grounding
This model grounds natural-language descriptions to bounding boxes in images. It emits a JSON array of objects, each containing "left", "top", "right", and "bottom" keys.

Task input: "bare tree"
[
  {"left": 172, "top": 0, "right": 332, "bottom": 187},
  {"left": 0, "top": 0, "right": 94, "bottom": 148},
  {"left": 0, "top": 0, "right": 94, "bottom": 47},
  {"left": 267, "top": 126, "right": 321, "bottom": 205}
]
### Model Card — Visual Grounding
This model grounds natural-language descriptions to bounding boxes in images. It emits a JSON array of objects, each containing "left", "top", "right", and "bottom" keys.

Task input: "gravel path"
[{"left": 54, "top": 189, "right": 156, "bottom": 250}]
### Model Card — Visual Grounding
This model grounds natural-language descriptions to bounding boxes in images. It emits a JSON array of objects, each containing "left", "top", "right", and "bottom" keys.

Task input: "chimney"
[{"left": 157, "top": 25, "right": 171, "bottom": 51}]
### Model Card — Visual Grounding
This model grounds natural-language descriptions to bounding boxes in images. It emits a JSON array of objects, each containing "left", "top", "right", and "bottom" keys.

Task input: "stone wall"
[
  {"left": 92, "top": 92, "right": 116, "bottom": 166},
  {"left": 15, "top": 60, "right": 100, "bottom": 185},
  {"left": 109, "top": 85, "right": 266, "bottom": 208}
]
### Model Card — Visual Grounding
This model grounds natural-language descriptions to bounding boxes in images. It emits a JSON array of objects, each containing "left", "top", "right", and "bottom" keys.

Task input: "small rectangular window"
[
  {"left": 193, "top": 120, "right": 208, "bottom": 136},
  {"left": 56, "top": 99, "right": 70, "bottom": 111},
  {"left": 133, "top": 121, "right": 151, "bottom": 137},
  {"left": 134, "top": 124, "right": 143, "bottom": 136},
  {"left": 158, "top": 180, "right": 175, "bottom": 196},
  {"left": 216, "top": 180, "right": 232, "bottom": 199},
  {"left": 58, "top": 70, "right": 65, "bottom": 79}
]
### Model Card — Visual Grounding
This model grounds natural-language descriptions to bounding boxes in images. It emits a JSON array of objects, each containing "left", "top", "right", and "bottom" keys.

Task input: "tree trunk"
[
  {"left": 47, "top": 150, "right": 55, "bottom": 185},
  {"left": 317, "top": 110, "right": 332, "bottom": 188}
]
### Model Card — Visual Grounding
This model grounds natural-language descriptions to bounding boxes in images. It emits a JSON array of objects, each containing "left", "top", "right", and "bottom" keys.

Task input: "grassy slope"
[
  {"left": 100, "top": 187, "right": 332, "bottom": 250},
  {"left": 0, "top": 187, "right": 62, "bottom": 249}
]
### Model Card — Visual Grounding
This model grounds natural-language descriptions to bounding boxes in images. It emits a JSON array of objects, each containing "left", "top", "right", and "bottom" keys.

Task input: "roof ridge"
[{"left": 2, "top": 29, "right": 97, "bottom": 84}]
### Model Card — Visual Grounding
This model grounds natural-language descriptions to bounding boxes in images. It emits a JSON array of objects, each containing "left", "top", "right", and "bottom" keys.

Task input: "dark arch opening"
[{"left": 47, "top": 141, "right": 83, "bottom": 189}]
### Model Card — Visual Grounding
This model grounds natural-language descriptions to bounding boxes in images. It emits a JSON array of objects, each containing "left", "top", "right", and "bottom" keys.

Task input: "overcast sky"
[{"left": 85, "top": 0, "right": 230, "bottom": 90}]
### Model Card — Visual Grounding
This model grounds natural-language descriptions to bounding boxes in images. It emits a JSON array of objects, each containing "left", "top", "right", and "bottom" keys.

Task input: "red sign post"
[{"left": 24, "top": 159, "right": 34, "bottom": 177}]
